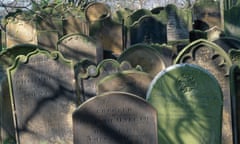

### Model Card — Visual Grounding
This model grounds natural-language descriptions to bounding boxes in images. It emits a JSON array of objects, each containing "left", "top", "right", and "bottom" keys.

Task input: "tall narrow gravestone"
[
  {"left": 7, "top": 49, "right": 77, "bottom": 144},
  {"left": 73, "top": 92, "right": 158, "bottom": 144},
  {"left": 174, "top": 39, "right": 233, "bottom": 144},
  {"left": 147, "top": 64, "right": 223, "bottom": 144}
]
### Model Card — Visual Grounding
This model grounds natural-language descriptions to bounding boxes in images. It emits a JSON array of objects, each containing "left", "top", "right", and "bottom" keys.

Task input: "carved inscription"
[
  {"left": 73, "top": 92, "right": 157, "bottom": 144},
  {"left": 9, "top": 52, "right": 76, "bottom": 143}
]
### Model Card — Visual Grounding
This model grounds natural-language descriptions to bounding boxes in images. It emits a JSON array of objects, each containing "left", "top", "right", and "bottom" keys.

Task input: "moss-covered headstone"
[
  {"left": 147, "top": 64, "right": 222, "bottom": 144},
  {"left": 129, "top": 15, "right": 167, "bottom": 45},
  {"left": 174, "top": 39, "right": 233, "bottom": 144}
]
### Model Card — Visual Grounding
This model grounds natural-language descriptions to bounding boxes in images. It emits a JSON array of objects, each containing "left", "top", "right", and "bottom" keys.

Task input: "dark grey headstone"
[
  {"left": 174, "top": 39, "right": 233, "bottom": 144},
  {"left": 7, "top": 49, "right": 77, "bottom": 143},
  {"left": 97, "top": 70, "right": 152, "bottom": 99},
  {"left": 147, "top": 64, "right": 222, "bottom": 144},
  {"left": 230, "top": 65, "right": 240, "bottom": 144},
  {"left": 129, "top": 15, "right": 167, "bottom": 45},
  {"left": 73, "top": 92, "right": 158, "bottom": 144},
  {"left": 57, "top": 34, "right": 103, "bottom": 64}
]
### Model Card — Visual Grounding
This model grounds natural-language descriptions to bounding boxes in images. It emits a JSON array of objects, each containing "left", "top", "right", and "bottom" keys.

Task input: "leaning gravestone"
[
  {"left": 129, "top": 15, "right": 167, "bottom": 45},
  {"left": 118, "top": 44, "right": 166, "bottom": 77},
  {"left": 97, "top": 70, "right": 152, "bottom": 99},
  {"left": 73, "top": 92, "right": 158, "bottom": 144},
  {"left": 7, "top": 49, "right": 77, "bottom": 143},
  {"left": 174, "top": 39, "right": 233, "bottom": 144},
  {"left": 57, "top": 34, "right": 103, "bottom": 64},
  {"left": 230, "top": 65, "right": 240, "bottom": 144},
  {"left": 147, "top": 64, "right": 223, "bottom": 144}
]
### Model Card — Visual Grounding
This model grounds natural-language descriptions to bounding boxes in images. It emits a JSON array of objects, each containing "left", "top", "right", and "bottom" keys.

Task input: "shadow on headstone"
[
  {"left": 147, "top": 64, "right": 222, "bottom": 144},
  {"left": 73, "top": 92, "right": 158, "bottom": 144},
  {"left": 174, "top": 39, "right": 233, "bottom": 144}
]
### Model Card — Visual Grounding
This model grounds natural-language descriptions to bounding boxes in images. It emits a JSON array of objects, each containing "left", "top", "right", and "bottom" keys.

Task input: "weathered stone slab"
[
  {"left": 147, "top": 64, "right": 223, "bottom": 144},
  {"left": 166, "top": 4, "right": 192, "bottom": 41},
  {"left": 174, "top": 39, "right": 233, "bottom": 144},
  {"left": 230, "top": 65, "right": 240, "bottom": 144},
  {"left": 6, "top": 16, "right": 37, "bottom": 48},
  {"left": 118, "top": 44, "right": 166, "bottom": 77},
  {"left": 97, "top": 70, "right": 152, "bottom": 99},
  {"left": 57, "top": 34, "right": 103, "bottom": 64},
  {"left": 76, "top": 59, "right": 140, "bottom": 102},
  {"left": 129, "top": 15, "right": 167, "bottom": 45},
  {"left": 7, "top": 49, "right": 77, "bottom": 143},
  {"left": 73, "top": 92, "right": 158, "bottom": 144}
]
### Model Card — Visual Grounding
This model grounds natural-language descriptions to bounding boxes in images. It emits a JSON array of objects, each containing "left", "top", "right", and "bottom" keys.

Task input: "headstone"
[
  {"left": 193, "top": 0, "right": 223, "bottom": 29},
  {"left": 129, "top": 15, "right": 167, "bottom": 45},
  {"left": 224, "top": 6, "right": 240, "bottom": 39},
  {"left": 73, "top": 92, "right": 158, "bottom": 144},
  {"left": 118, "top": 44, "right": 166, "bottom": 77},
  {"left": 37, "top": 30, "right": 58, "bottom": 51},
  {"left": 125, "top": 9, "right": 152, "bottom": 26},
  {"left": 76, "top": 59, "right": 139, "bottom": 102},
  {"left": 97, "top": 70, "right": 152, "bottom": 99},
  {"left": 7, "top": 49, "right": 77, "bottom": 143},
  {"left": 214, "top": 37, "right": 240, "bottom": 52},
  {"left": 174, "top": 39, "right": 233, "bottom": 144},
  {"left": 63, "top": 16, "right": 89, "bottom": 35},
  {"left": 6, "top": 15, "right": 37, "bottom": 48},
  {"left": 57, "top": 34, "right": 103, "bottom": 64},
  {"left": 147, "top": 64, "right": 223, "bottom": 144},
  {"left": 229, "top": 49, "right": 240, "bottom": 66},
  {"left": 85, "top": 2, "right": 111, "bottom": 23},
  {"left": 166, "top": 4, "right": 192, "bottom": 41},
  {"left": 89, "top": 18, "right": 124, "bottom": 56},
  {"left": 230, "top": 65, "right": 240, "bottom": 144}
]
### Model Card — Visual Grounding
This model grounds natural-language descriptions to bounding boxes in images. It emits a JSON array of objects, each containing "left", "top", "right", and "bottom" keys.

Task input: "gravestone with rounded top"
[
  {"left": 147, "top": 64, "right": 222, "bottom": 144},
  {"left": 174, "top": 39, "right": 232, "bottom": 144},
  {"left": 73, "top": 92, "right": 158, "bottom": 144}
]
